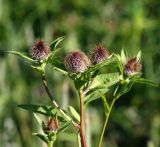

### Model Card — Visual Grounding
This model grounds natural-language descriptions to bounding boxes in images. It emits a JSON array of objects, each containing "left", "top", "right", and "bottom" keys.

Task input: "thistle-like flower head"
[
  {"left": 125, "top": 57, "right": 142, "bottom": 75},
  {"left": 91, "top": 45, "right": 109, "bottom": 65},
  {"left": 64, "top": 51, "right": 90, "bottom": 73},
  {"left": 30, "top": 39, "right": 50, "bottom": 60}
]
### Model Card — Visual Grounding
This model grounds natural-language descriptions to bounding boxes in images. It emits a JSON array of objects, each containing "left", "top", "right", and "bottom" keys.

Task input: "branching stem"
[{"left": 41, "top": 74, "right": 79, "bottom": 129}]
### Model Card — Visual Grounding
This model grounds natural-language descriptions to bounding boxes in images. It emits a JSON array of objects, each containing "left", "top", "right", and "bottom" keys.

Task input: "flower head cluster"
[
  {"left": 64, "top": 45, "right": 142, "bottom": 76},
  {"left": 90, "top": 45, "right": 109, "bottom": 65},
  {"left": 125, "top": 57, "right": 142, "bottom": 75},
  {"left": 64, "top": 51, "right": 90, "bottom": 73},
  {"left": 30, "top": 40, "right": 50, "bottom": 60}
]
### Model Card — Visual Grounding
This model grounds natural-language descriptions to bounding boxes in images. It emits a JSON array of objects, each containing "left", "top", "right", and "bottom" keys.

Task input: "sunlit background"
[{"left": 0, "top": 0, "right": 160, "bottom": 147}]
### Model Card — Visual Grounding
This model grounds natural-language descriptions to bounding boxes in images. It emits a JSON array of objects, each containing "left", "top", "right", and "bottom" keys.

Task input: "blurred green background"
[{"left": 0, "top": 0, "right": 160, "bottom": 147}]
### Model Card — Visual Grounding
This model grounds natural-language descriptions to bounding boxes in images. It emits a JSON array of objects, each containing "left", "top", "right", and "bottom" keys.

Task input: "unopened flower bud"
[
  {"left": 125, "top": 57, "right": 142, "bottom": 75},
  {"left": 91, "top": 45, "right": 109, "bottom": 65},
  {"left": 45, "top": 118, "right": 58, "bottom": 133},
  {"left": 64, "top": 51, "right": 90, "bottom": 73},
  {"left": 30, "top": 40, "right": 50, "bottom": 60}
]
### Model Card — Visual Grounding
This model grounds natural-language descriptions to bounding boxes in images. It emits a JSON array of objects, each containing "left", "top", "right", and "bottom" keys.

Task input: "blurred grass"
[{"left": 0, "top": 0, "right": 160, "bottom": 147}]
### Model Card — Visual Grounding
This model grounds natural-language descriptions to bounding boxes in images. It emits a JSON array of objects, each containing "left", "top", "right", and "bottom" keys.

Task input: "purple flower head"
[
  {"left": 125, "top": 57, "right": 142, "bottom": 75},
  {"left": 64, "top": 51, "right": 90, "bottom": 73},
  {"left": 30, "top": 40, "right": 50, "bottom": 60},
  {"left": 91, "top": 45, "right": 109, "bottom": 65}
]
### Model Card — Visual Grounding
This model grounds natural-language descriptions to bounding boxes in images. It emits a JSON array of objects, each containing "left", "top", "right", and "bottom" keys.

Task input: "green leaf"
[
  {"left": 114, "top": 82, "right": 134, "bottom": 100},
  {"left": 68, "top": 106, "right": 80, "bottom": 122},
  {"left": 84, "top": 73, "right": 120, "bottom": 104},
  {"left": 74, "top": 77, "right": 88, "bottom": 90},
  {"left": 47, "top": 52, "right": 68, "bottom": 76},
  {"left": 47, "top": 50, "right": 57, "bottom": 63},
  {"left": 133, "top": 77, "right": 159, "bottom": 87},
  {"left": 18, "top": 104, "right": 63, "bottom": 118},
  {"left": 33, "top": 113, "right": 43, "bottom": 127},
  {"left": 50, "top": 36, "right": 65, "bottom": 51},
  {"left": 89, "top": 72, "right": 120, "bottom": 89},
  {"left": 32, "top": 133, "right": 49, "bottom": 144},
  {"left": 87, "top": 56, "right": 116, "bottom": 73},
  {"left": 5, "top": 50, "right": 35, "bottom": 62},
  {"left": 84, "top": 87, "right": 108, "bottom": 105},
  {"left": 57, "top": 121, "right": 71, "bottom": 135}
]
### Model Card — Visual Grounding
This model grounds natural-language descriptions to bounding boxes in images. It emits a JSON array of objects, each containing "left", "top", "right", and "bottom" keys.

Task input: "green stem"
[
  {"left": 77, "top": 132, "right": 81, "bottom": 147},
  {"left": 41, "top": 74, "right": 79, "bottom": 129},
  {"left": 47, "top": 141, "right": 54, "bottom": 147},
  {"left": 98, "top": 98, "right": 116, "bottom": 147},
  {"left": 79, "top": 90, "right": 87, "bottom": 147}
]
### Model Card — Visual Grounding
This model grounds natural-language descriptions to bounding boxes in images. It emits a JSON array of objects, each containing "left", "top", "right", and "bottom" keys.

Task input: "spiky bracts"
[
  {"left": 64, "top": 51, "right": 90, "bottom": 73},
  {"left": 30, "top": 40, "right": 50, "bottom": 60},
  {"left": 125, "top": 57, "right": 142, "bottom": 75},
  {"left": 91, "top": 45, "right": 109, "bottom": 65}
]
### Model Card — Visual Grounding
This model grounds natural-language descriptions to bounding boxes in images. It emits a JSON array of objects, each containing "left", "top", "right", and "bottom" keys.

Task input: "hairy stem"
[
  {"left": 41, "top": 74, "right": 79, "bottom": 129},
  {"left": 79, "top": 90, "right": 87, "bottom": 147},
  {"left": 98, "top": 98, "right": 116, "bottom": 147}
]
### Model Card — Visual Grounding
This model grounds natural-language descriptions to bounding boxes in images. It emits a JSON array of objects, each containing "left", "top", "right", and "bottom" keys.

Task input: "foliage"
[{"left": 0, "top": 0, "right": 160, "bottom": 147}]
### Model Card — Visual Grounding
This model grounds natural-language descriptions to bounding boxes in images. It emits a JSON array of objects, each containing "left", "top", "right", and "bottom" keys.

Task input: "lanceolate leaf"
[
  {"left": 87, "top": 56, "right": 116, "bottom": 73},
  {"left": 47, "top": 52, "right": 69, "bottom": 76},
  {"left": 68, "top": 106, "right": 80, "bottom": 122},
  {"left": 57, "top": 121, "right": 71, "bottom": 135},
  {"left": 32, "top": 133, "right": 49, "bottom": 144},
  {"left": 33, "top": 113, "right": 43, "bottom": 127},
  {"left": 50, "top": 36, "right": 65, "bottom": 51},
  {"left": 84, "top": 87, "right": 108, "bottom": 105},
  {"left": 6, "top": 51, "right": 35, "bottom": 62},
  {"left": 18, "top": 104, "right": 63, "bottom": 118},
  {"left": 47, "top": 50, "right": 58, "bottom": 64},
  {"left": 133, "top": 77, "right": 159, "bottom": 87},
  {"left": 84, "top": 73, "right": 120, "bottom": 104},
  {"left": 89, "top": 72, "right": 120, "bottom": 89},
  {"left": 114, "top": 82, "right": 134, "bottom": 100},
  {"left": 33, "top": 113, "right": 46, "bottom": 132}
]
